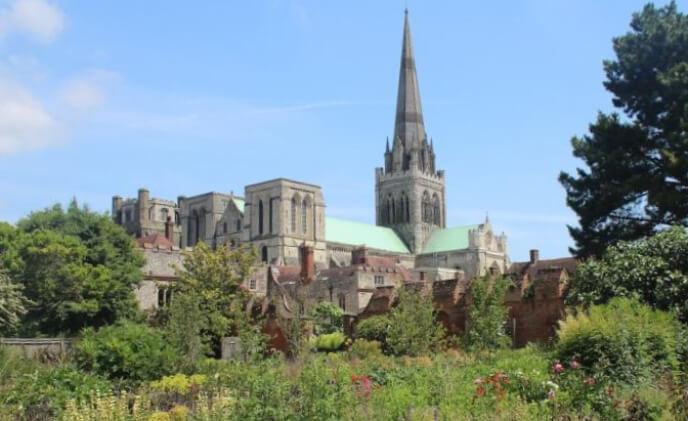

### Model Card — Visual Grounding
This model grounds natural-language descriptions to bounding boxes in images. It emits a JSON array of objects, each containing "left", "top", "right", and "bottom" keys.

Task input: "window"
[
  {"left": 301, "top": 199, "right": 308, "bottom": 234},
  {"left": 258, "top": 200, "right": 264, "bottom": 235},
  {"left": 249, "top": 279, "right": 257, "bottom": 290},
  {"left": 291, "top": 198, "right": 297, "bottom": 232},
  {"left": 160, "top": 208, "right": 168, "bottom": 222},
  {"left": 157, "top": 287, "right": 172, "bottom": 307},
  {"left": 269, "top": 198, "right": 274, "bottom": 233},
  {"left": 338, "top": 295, "right": 346, "bottom": 311},
  {"left": 261, "top": 246, "right": 268, "bottom": 263},
  {"left": 223, "top": 222, "right": 228, "bottom": 234},
  {"left": 374, "top": 275, "right": 384, "bottom": 286},
  {"left": 124, "top": 209, "right": 132, "bottom": 223},
  {"left": 236, "top": 218, "right": 241, "bottom": 232}
]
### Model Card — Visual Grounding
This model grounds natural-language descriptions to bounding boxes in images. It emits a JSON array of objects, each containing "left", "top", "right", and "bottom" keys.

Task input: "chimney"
[
  {"left": 300, "top": 242, "right": 315, "bottom": 283},
  {"left": 351, "top": 246, "right": 369, "bottom": 265},
  {"left": 165, "top": 216, "right": 174, "bottom": 242},
  {"left": 529, "top": 249, "right": 539, "bottom": 264},
  {"left": 138, "top": 188, "right": 150, "bottom": 221}
]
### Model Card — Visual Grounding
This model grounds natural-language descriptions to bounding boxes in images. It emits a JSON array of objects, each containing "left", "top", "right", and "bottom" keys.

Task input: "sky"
[{"left": 0, "top": 0, "right": 677, "bottom": 261}]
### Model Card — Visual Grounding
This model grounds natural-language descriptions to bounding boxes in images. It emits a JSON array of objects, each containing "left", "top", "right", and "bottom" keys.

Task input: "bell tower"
[{"left": 375, "top": 10, "right": 446, "bottom": 254}]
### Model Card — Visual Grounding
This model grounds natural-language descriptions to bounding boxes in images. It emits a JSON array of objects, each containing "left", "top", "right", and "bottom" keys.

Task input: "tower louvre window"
[
  {"left": 291, "top": 198, "right": 297, "bottom": 232},
  {"left": 258, "top": 200, "right": 264, "bottom": 235},
  {"left": 301, "top": 199, "right": 308, "bottom": 234}
]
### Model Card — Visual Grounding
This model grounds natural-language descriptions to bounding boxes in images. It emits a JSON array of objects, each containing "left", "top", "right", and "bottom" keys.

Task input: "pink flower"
[
  {"left": 553, "top": 363, "right": 564, "bottom": 374},
  {"left": 584, "top": 377, "right": 596, "bottom": 386},
  {"left": 547, "top": 389, "right": 556, "bottom": 399},
  {"left": 473, "top": 378, "right": 483, "bottom": 385},
  {"left": 570, "top": 360, "right": 580, "bottom": 370}
]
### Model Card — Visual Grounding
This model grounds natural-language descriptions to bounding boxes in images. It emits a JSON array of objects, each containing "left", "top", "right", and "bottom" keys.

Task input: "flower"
[
  {"left": 584, "top": 377, "right": 596, "bottom": 386},
  {"left": 473, "top": 378, "right": 483, "bottom": 385},
  {"left": 570, "top": 360, "right": 580, "bottom": 370},
  {"left": 350, "top": 375, "right": 358, "bottom": 383},
  {"left": 502, "top": 376, "right": 509, "bottom": 384},
  {"left": 553, "top": 363, "right": 564, "bottom": 374},
  {"left": 547, "top": 389, "right": 556, "bottom": 399}
]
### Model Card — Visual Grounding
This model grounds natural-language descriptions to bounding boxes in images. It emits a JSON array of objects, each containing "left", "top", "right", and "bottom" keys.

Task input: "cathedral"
[{"left": 112, "top": 11, "right": 510, "bottom": 309}]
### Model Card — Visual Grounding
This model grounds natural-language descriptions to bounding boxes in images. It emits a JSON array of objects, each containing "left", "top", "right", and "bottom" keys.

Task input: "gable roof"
[
  {"left": 325, "top": 217, "right": 410, "bottom": 254},
  {"left": 232, "top": 197, "right": 245, "bottom": 214},
  {"left": 422, "top": 224, "right": 480, "bottom": 254}
]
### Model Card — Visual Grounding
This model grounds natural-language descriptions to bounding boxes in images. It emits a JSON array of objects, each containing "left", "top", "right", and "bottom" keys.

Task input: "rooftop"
[{"left": 325, "top": 217, "right": 410, "bottom": 254}]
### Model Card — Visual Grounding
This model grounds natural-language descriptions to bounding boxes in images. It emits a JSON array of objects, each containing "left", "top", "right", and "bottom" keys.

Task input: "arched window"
[
  {"left": 386, "top": 195, "right": 393, "bottom": 225},
  {"left": 404, "top": 195, "right": 410, "bottom": 222},
  {"left": 236, "top": 218, "right": 241, "bottom": 232},
  {"left": 269, "top": 198, "right": 274, "bottom": 233},
  {"left": 258, "top": 200, "right": 264, "bottom": 235},
  {"left": 301, "top": 199, "right": 308, "bottom": 234},
  {"left": 391, "top": 198, "right": 396, "bottom": 224},
  {"left": 160, "top": 208, "right": 168, "bottom": 222},
  {"left": 291, "top": 198, "right": 297, "bottom": 232},
  {"left": 261, "top": 246, "right": 268, "bottom": 263},
  {"left": 432, "top": 194, "right": 441, "bottom": 225},
  {"left": 421, "top": 191, "right": 431, "bottom": 223}
]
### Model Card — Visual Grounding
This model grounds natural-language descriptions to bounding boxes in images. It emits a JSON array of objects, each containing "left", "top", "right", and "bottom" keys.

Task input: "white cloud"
[
  {"left": 0, "top": 78, "right": 61, "bottom": 154},
  {"left": 0, "top": 0, "right": 64, "bottom": 43},
  {"left": 59, "top": 69, "right": 118, "bottom": 110}
]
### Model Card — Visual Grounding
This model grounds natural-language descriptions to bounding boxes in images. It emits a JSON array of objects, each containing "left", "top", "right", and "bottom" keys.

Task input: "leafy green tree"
[
  {"left": 567, "top": 226, "right": 688, "bottom": 324},
  {"left": 165, "top": 293, "right": 205, "bottom": 372},
  {"left": 462, "top": 276, "right": 511, "bottom": 352},
  {"left": 1, "top": 202, "right": 144, "bottom": 335},
  {"left": 311, "top": 301, "right": 343, "bottom": 335},
  {"left": 173, "top": 242, "right": 260, "bottom": 356},
  {"left": 386, "top": 287, "right": 445, "bottom": 356},
  {"left": 559, "top": 2, "right": 688, "bottom": 257},
  {"left": 0, "top": 270, "right": 31, "bottom": 336}
]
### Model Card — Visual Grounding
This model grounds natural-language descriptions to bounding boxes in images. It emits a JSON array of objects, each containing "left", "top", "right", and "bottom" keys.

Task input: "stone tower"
[{"left": 376, "top": 10, "right": 446, "bottom": 254}]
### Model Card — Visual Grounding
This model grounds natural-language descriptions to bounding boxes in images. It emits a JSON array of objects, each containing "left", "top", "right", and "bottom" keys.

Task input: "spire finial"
[{"left": 485, "top": 211, "right": 490, "bottom": 224}]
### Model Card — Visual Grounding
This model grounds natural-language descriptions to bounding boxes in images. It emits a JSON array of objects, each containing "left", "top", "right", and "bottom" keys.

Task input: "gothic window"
[
  {"left": 258, "top": 200, "right": 264, "bottom": 235},
  {"left": 338, "top": 294, "right": 346, "bottom": 311},
  {"left": 160, "top": 208, "right": 168, "bottom": 222},
  {"left": 261, "top": 246, "right": 268, "bottom": 263},
  {"left": 269, "top": 198, "right": 274, "bottom": 234},
  {"left": 223, "top": 222, "right": 228, "bottom": 234},
  {"left": 174, "top": 211, "right": 180, "bottom": 224},
  {"left": 291, "top": 198, "right": 297, "bottom": 232},
  {"left": 422, "top": 191, "right": 431, "bottom": 223},
  {"left": 301, "top": 199, "right": 308, "bottom": 234},
  {"left": 404, "top": 195, "right": 410, "bottom": 222},
  {"left": 391, "top": 198, "right": 396, "bottom": 224},
  {"left": 236, "top": 218, "right": 241, "bottom": 232},
  {"left": 386, "top": 195, "right": 393, "bottom": 225},
  {"left": 432, "top": 194, "right": 441, "bottom": 226},
  {"left": 158, "top": 287, "right": 172, "bottom": 307}
]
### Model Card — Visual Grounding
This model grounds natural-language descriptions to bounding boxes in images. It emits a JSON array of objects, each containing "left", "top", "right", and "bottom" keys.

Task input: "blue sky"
[{"left": 0, "top": 0, "right": 675, "bottom": 261}]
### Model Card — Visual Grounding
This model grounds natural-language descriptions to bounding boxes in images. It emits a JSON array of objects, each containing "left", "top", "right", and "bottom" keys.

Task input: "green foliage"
[
  {"left": 312, "top": 332, "right": 346, "bottom": 351},
  {"left": 463, "top": 276, "right": 512, "bottom": 352},
  {"left": 74, "top": 322, "right": 177, "bottom": 384},
  {"left": 0, "top": 270, "right": 30, "bottom": 335},
  {"left": 164, "top": 293, "right": 205, "bottom": 372},
  {"left": 0, "top": 202, "right": 144, "bottom": 335},
  {"left": 354, "top": 315, "right": 391, "bottom": 350},
  {"left": 567, "top": 226, "right": 688, "bottom": 324},
  {"left": 0, "top": 364, "right": 112, "bottom": 421},
  {"left": 311, "top": 301, "right": 344, "bottom": 335},
  {"left": 173, "top": 243, "right": 259, "bottom": 355},
  {"left": 347, "top": 339, "right": 383, "bottom": 360},
  {"left": 556, "top": 298, "right": 682, "bottom": 384},
  {"left": 559, "top": 2, "right": 688, "bottom": 257},
  {"left": 386, "top": 288, "right": 445, "bottom": 357}
]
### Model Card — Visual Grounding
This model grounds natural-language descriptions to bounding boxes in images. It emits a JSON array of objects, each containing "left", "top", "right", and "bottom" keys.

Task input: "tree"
[
  {"left": 165, "top": 293, "right": 205, "bottom": 372},
  {"left": 462, "top": 276, "right": 511, "bottom": 352},
  {"left": 566, "top": 226, "right": 688, "bottom": 324},
  {"left": 0, "top": 270, "right": 31, "bottom": 336},
  {"left": 173, "top": 242, "right": 260, "bottom": 356},
  {"left": 559, "top": 2, "right": 688, "bottom": 257},
  {"left": 0, "top": 202, "right": 144, "bottom": 335},
  {"left": 386, "top": 287, "right": 445, "bottom": 356}
]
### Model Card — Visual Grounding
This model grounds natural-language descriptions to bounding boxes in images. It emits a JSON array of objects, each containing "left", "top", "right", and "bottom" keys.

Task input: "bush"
[
  {"left": 386, "top": 288, "right": 445, "bottom": 356},
  {"left": 311, "top": 301, "right": 344, "bottom": 335},
  {"left": 75, "top": 322, "right": 178, "bottom": 384},
  {"left": 556, "top": 298, "right": 682, "bottom": 384},
  {"left": 348, "top": 339, "right": 383, "bottom": 360},
  {"left": 0, "top": 364, "right": 112, "bottom": 420},
  {"left": 463, "top": 276, "right": 511, "bottom": 352},
  {"left": 312, "top": 332, "right": 346, "bottom": 351},
  {"left": 355, "top": 315, "right": 390, "bottom": 348}
]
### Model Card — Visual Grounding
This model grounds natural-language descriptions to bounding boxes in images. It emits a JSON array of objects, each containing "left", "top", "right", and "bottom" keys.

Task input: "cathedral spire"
[{"left": 393, "top": 9, "right": 425, "bottom": 148}]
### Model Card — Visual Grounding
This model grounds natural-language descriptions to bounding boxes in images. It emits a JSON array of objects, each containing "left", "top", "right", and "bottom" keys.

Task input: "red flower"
[{"left": 350, "top": 375, "right": 358, "bottom": 383}]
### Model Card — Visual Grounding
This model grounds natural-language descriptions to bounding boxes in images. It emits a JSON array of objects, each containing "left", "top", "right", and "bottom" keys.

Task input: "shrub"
[
  {"left": 313, "top": 332, "right": 346, "bottom": 351},
  {"left": 75, "top": 321, "right": 178, "bottom": 384},
  {"left": 386, "top": 288, "right": 445, "bottom": 356},
  {"left": 348, "top": 339, "right": 383, "bottom": 360},
  {"left": 0, "top": 364, "right": 112, "bottom": 420},
  {"left": 463, "top": 276, "right": 512, "bottom": 352},
  {"left": 556, "top": 298, "right": 682, "bottom": 384},
  {"left": 311, "top": 301, "right": 344, "bottom": 335},
  {"left": 355, "top": 315, "right": 390, "bottom": 348}
]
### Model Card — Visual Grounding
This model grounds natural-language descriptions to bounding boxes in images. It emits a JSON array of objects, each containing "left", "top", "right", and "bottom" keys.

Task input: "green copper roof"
[
  {"left": 325, "top": 217, "right": 410, "bottom": 254},
  {"left": 232, "top": 198, "right": 245, "bottom": 214},
  {"left": 422, "top": 224, "right": 480, "bottom": 253}
]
